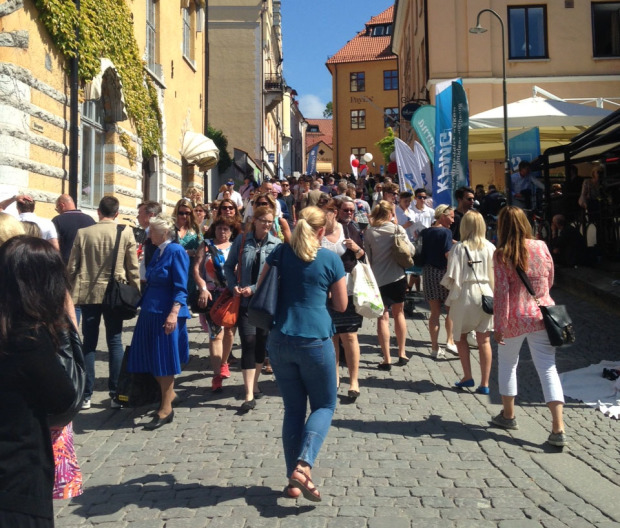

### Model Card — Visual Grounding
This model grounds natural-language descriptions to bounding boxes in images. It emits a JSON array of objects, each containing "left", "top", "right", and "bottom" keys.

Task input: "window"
[
  {"left": 146, "top": 0, "right": 157, "bottom": 71},
  {"left": 182, "top": 7, "right": 193, "bottom": 62},
  {"left": 384, "top": 70, "right": 398, "bottom": 90},
  {"left": 592, "top": 2, "right": 620, "bottom": 57},
  {"left": 351, "top": 110, "right": 366, "bottom": 130},
  {"left": 80, "top": 101, "right": 106, "bottom": 209},
  {"left": 371, "top": 24, "right": 393, "bottom": 36},
  {"left": 508, "top": 5, "right": 548, "bottom": 59},
  {"left": 384, "top": 107, "right": 399, "bottom": 128},
  {"left": 307, "top": 125, "right": 320, "bottom": 133},
  {"left": 350, "top": 72, "right": 365, "bottom": 92},
  {"left": 351, "top": 147, "right": 367, "bottom": 157}
]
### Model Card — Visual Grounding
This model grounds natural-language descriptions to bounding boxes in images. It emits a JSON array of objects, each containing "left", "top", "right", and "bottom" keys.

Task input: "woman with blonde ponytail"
[{"left": 261, "top": 206, "right": 347, "bottom": 502}]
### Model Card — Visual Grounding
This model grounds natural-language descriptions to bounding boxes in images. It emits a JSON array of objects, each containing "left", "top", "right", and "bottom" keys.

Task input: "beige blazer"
[{"left": 67, "top": 219, "right": 141, "bottom": 305}]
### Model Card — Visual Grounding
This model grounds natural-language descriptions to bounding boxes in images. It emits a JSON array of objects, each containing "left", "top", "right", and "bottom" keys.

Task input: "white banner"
[{"left": 394, "top": 138, "right": 432, "bottom": 195}]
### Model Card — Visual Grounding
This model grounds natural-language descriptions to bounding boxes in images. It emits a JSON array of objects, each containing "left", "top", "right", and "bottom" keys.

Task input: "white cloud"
[{"left": 298, "top": 94, "right": 327, "bottom": 119}]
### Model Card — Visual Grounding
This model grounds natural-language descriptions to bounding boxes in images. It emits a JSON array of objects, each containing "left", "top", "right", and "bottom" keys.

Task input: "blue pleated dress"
[{"left": 128, "top": 241, "right": 191, "bottom": 377}]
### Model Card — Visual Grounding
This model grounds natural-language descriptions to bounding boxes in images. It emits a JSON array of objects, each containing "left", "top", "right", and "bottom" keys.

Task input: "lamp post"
[{"left": 470, "top": 9, "right": 512, "bottom": 205}]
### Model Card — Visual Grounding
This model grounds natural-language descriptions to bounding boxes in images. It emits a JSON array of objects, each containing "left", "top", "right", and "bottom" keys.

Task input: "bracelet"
[{"left": 356, "top": 248, "right": 363, "bottom": 255}]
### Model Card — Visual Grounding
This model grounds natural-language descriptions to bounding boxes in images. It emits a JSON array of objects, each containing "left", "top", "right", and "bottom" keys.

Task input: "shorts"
[{"left": 378, "top": 277, "right": 407, "bottom": 308}]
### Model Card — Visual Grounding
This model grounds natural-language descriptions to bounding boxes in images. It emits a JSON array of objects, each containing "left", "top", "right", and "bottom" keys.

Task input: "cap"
[{"left": 226, "top": 180, "right": 234, "bottom": 185}]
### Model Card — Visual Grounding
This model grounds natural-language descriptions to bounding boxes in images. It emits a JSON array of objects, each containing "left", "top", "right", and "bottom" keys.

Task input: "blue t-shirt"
[
  {"left": 420, "top": 226, "right": 453, "bottom": 269},
  {"left": 267, "top": 245, "right": 345, "bottom": 339}
]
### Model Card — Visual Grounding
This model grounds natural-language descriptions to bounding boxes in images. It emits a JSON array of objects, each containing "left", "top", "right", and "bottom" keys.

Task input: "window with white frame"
[
  {"left": 80, "top": 100, "right": 106, "bottom": 210},
  {"left": 351, "top": 109, "right": 366, "bottom": 130},
  {"left": 592, "top": 2, "right": 620, "bottom": 57},
  {"left": 351, "top": 147, "right": 367, "bottom": 157},
  {"left": 384, "top": 107, "right": 399, "bottom": 128},
  {"left": 146, "top": 0, "right": 157, "bottom": 72},
  {"left": 182, "top": 6, "right": 195, "bottom": 63}
]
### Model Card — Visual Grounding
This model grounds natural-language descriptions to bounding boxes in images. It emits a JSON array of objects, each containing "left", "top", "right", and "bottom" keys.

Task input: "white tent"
[{"left": 469, "top": 97, "right": 611, "bottom": 129}]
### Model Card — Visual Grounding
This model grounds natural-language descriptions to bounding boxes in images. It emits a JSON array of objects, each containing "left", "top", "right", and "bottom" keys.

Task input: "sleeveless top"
[{"left": 321, "top": 225, "right": 346, "bottom": 256}]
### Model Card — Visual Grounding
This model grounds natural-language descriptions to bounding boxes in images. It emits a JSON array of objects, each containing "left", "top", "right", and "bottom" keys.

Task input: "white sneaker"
[
  {"left": 110, "top": 399, "right": 122, "bottom": 409},
  {"left": 445, "top": 343, "right": 458, "bottom": 354},
  {"left": 467, "top": 331, "right": 477, "bottom": 348},
  {"left": 431, "top": 348, "right": 446, "bottom": 359},
  {"left": 81, "top": 399, "right": 91, "bottom": 410}
]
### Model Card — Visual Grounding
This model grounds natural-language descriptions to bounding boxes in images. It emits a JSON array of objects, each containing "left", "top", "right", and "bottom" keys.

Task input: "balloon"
[
  {"left": 389, "top": 151, "right": 396, "bottom": 162},
  {"left": 351, "top": 158, "right": 360, "bottom": 168},
  {"left": 363, "top": 152, "right": 373, "bottom": 162},
  {"left": 387, "top": 161, "right": 398, "bottom": 174}
]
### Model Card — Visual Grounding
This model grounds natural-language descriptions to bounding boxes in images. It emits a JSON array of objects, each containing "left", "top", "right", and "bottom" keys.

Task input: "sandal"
[
  {"left": 289, "top": 467, "right": 322, "bottom": 502},
  {"left": 284, "top": 485, "right": 301, "bottom": 499}
]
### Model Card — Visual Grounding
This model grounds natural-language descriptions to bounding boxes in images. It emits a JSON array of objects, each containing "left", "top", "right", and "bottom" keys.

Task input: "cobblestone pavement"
[{"left": 55, "top": 286, "right": 620, "bottom": 527}]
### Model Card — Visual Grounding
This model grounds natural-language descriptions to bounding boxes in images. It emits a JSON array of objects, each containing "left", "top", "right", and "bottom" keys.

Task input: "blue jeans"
[
  {"left": 267, "top": 329, "right": 337, "bottom": 477},
  {"left": 80, "top": 304, "right": 125, "bottom": 399}
]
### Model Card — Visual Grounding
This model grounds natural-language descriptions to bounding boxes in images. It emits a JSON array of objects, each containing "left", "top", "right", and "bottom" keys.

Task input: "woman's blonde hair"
[
  {"left": 434, "top": 204, "right": 454, "bottom": 220},
  {"left": 0, "top": 212, "right": 25, "bottom": 245},
  {"left": 460, "top": 210, "right": 486, "bottom": 251},
  {"left": 251, "top": 206, "right": 274, "bottom": 235},
  {"left": 495, "top": 206, "right": 533, "bottom": 270},
  {"left": 369, "top": 200, "right": 393, "bottom": 226},
  {"left": 149, "top": 214, "right": 176, "bottom": 241},
  {"left": 253, "top": 192, "right": 276, "bottom": 210},
  {"left": 290, "top": 206, "right": 325, "bottom": 262}
]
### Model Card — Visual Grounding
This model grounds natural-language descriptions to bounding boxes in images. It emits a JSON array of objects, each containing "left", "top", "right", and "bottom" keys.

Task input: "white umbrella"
[{"left": 469, "top": 97, "right": 612, "bottom": 129}]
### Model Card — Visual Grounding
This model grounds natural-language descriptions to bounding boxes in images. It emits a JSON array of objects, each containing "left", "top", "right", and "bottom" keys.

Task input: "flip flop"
[{"left": 289, "top": 467, "right": 321, "bottom": 502}]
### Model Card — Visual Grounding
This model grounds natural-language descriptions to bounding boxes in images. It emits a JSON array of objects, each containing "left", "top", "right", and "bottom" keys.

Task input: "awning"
[
  {"left": 84, "top": 58, "right": 128, "bottom": 122},
  {"left": 181, "top": 131, "right": 219, "bottom": 172},
  {"left": 233, "top": 148, "right": 261, "bottom": 181}
]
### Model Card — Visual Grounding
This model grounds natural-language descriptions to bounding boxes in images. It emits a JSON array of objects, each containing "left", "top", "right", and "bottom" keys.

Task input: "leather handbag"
[
  {"left": 391, "top": 224, "right": 414, "bottom": 269},
  {"left": 48, "top": 320, "right": 86, "bottom": 428},
  {"left": 102, "top": 225, "right": 141, "bottom": 320},
  {"left": 516, "top": 267, "right": 575, "bottom": 347},
  {"left": 248, "top": 244, "right": 283, "bottom": 329},
  {"left": 463, "top": 245, "right": 493, "bottom": 314},
  {"left": 209, "top": 234, "right": 245, "bottom": 328},
  {"left": 114, "top": 346, "right": 161, "bottom": 408}
]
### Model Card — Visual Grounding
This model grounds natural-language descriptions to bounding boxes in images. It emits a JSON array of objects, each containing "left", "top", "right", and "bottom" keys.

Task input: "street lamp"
[{"left": 470, "top": 9, "right": 512, "bottom": 205}]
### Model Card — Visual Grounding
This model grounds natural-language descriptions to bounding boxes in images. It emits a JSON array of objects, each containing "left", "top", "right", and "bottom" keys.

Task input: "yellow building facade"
[
  {"left": 327, "top": 7, "right": 400, "bottom": 175},
  {"left": 0, "top": 0, "right": 209, "bottom": 219}
]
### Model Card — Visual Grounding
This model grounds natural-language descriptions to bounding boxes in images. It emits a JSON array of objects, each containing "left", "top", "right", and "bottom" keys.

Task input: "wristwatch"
[
  {"left": 356, "top": 248, "right": 363, "bottom": 255},
  {"left": 200, "top": 286, "right": 208, "bottom": 291}
]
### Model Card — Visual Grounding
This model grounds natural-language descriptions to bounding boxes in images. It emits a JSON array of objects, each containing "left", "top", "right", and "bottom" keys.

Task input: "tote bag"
[{"left": 351, "top": 261, "right": 384, "bottom": 318}]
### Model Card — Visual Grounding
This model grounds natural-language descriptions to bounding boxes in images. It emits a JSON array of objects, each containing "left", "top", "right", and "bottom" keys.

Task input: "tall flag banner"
[
  {"left": 411, "top": 105, "right": 436, "bottom": 161},
  {"left": 451, "top": 81, "right": 470, "bottom": 195},
  {"left": 394, "top": 138, "right": 432, "bottom": 194},
  {"left": 508, "top": 127, "right": 540, "bottom": 173},
  {"left": 306, "top": 144, "right": 318, "bottom": 175}
]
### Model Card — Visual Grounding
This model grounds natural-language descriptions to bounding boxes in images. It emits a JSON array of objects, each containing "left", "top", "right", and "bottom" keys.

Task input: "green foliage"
[
  {"left": 323, "top": 101, "right": 333, "bottom": 118},
  {"left": 207, "top": 124, "right": 232, "bottom": 174},
  {"left": 35, "top": 0, "right": 162, "bottom": 159},
  {"left": 376, "top": 127, "right": 395, "bottom": 164}
]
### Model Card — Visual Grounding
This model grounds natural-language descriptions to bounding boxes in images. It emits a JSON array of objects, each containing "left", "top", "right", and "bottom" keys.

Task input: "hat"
[{"left": 226, "top": 180, "right": 234, "bottom": 185}]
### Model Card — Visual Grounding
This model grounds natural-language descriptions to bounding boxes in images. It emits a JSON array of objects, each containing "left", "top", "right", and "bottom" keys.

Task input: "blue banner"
[
  {"left": 451, "top": 81, "right": 469, "bottom": 193},
  {"left": 508, "top": 127, "right": 540, "bottom": 173},
  {"left": 433, "top": 79, "right": 462, "bottom": 206},
  {"left": 306, "top": 144, "right": 318, "bottom": 175}
]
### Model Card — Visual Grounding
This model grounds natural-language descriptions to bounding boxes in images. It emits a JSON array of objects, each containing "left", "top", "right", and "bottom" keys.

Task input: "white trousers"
[{"left": 497, "top": 329, "right": 564, "bottom": 403}]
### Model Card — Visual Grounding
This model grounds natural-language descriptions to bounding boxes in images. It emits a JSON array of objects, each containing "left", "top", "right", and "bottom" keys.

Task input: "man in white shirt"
[
  {"left": 17, "top": 197, "right": 59, "bottom": 250},
  {"left": 409, "top": 187, "right": 435, "bottom": 239},
  {"left": 217, "top": 180, "right": 243, "bottom": 209}
]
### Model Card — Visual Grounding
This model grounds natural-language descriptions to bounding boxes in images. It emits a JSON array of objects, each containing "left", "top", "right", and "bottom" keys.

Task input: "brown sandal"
[{"left": 289, "top": 467, "right": 321, "bottom": 502}]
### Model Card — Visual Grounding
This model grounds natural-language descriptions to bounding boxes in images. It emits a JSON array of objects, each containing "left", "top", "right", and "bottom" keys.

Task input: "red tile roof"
[
  {"left": 326, "top": 6, "right": 396, "bottom": 65},
  {"left": 306, "top": 119, "right": 333, "bottom": 150}
]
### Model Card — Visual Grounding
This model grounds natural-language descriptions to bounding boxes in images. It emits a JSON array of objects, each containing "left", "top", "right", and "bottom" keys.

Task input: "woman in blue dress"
[{"left": 129, "top": 215, "right": 190, "bottom": 430}]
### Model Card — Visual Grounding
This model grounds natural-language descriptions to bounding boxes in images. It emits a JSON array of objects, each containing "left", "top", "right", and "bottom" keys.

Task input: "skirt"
[
  {"left": 423, "top": 265, "right": 449, "bottom": 302},
  {"left": 128, "top": 311, "right": 189, "bottom": 376},
  {"left": 329, "top": 295, "right": 363, "bottom": 334},
  {"left": 379, "top": 277, "right": 407, "bottom": 308},
  {"left": 51, "top": 423, "right": 83, "bottom": 500}
]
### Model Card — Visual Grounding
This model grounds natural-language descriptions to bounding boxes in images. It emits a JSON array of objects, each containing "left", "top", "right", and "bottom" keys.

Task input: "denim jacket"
[{"left": 223, "top": 231, "right": 281, "bottom": 307}]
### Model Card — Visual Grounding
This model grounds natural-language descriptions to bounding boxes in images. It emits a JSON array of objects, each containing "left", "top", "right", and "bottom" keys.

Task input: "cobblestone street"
[{"left": 55, "top": 286, "right": 620, "bottom": 527}]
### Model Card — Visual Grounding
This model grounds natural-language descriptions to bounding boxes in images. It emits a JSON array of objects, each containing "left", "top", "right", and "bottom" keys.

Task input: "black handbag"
[
  {"left": 247, "top": 244, "right": 283, "bottom": 330},
  {"left": 463, "top": 246, "right": 493, "bottom": 315},
  {"left": 114, "top": 346, "right": 161, "bottom": 407},
  {"left": 48, "top": 321, "right": 86, "bottom": 428},
  {"left": 516, "top": 267, "right": 575, "bottom": 347},
  {"left": 102, "top": 225, "right": 141, "bottom": 320}
]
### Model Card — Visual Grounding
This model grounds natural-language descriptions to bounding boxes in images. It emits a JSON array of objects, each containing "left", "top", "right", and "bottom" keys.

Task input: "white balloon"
[
  {"left": 363, "top": 152, "right": 373, "bottom": 162},
  {"left": 389, "top": 151, "right": 396, "bottom": 161}
]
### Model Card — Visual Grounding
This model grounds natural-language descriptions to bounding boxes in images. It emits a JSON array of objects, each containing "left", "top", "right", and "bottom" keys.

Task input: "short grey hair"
[{"left": 149, "top": 214, "right": 176, "bottom": 240}]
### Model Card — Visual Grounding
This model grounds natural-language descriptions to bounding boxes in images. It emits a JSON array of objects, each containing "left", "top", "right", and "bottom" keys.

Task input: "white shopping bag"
[{"left": 351, "top": 262, "right": 384, "bottom": 318}]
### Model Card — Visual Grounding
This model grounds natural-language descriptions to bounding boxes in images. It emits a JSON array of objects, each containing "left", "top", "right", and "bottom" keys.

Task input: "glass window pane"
[
  {"left": 528, "top": 7, "right": 545, "bottom": 57},
  {"left": 93, "top": 130, "right": 105, "bottom": 206},
  {"left": 81, "top": 127, "right": 93, "bottom": 208},
  {"left": 509, "top": 8, "right": 526, "bottom": 58}
]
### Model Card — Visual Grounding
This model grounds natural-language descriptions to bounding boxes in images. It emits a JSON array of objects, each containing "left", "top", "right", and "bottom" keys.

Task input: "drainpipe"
[
  {"left": 204, "top": 0, "right": 210, "bottom": 201},
  {"left": 68, "top": 0, "right": 80, "bottom": 202}
]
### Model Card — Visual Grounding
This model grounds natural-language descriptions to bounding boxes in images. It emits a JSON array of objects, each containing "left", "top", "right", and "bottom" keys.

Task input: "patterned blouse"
[{"left": 493, "top": 239, "right": 555, "bottom": 339}]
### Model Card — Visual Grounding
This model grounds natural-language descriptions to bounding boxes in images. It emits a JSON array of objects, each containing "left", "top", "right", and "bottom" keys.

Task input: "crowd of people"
[{"left": 0, "top": 167, "right": 580, "bottom": 521}]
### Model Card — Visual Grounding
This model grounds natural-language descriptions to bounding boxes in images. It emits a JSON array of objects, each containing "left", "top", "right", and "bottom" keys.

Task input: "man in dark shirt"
[
  {"left": 451, "top": 186, "right": 475, "bottom": 241},
  {"left": 550, "top": 214, "right": 586, "bottom": 267},
  {"left": 52, "top": 194, "right": 95, "bottom": 264}
]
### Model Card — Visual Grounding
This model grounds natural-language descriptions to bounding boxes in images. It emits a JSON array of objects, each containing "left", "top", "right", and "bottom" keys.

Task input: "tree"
[
  {"left": 323, "top": 101, "right": 333, "bottom": 118},
  {"left": 207, "top": 124, "right": 232, "bottom": 173},
  {"left": 375, "top": 127, "right": 395, "bottom": 164}
]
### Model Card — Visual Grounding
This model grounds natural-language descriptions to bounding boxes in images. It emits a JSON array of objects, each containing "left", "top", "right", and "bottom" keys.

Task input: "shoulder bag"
[
  {"left": 516, "top": 267, "right": 575, "bottom": 347},
  {"left": 463, "top": 245, "right": 494, "bottom": 315},
  {"left": 248, "top": 243, "right": 284, "bottom": 330},
  {"left": 390, "top": 223, "right": 414, "bottom": 269},
  {"left": 210, "top": 234, "right": 245, "bottom": 328},
  {"left": 102, "top": 225, "right": 142, "bottom": 320},
  {"left": 48, "top": 321, "right": 86, "bottom": 428},
  {"left": 351, "top": 261, "right": 384, "bottom": 318}
]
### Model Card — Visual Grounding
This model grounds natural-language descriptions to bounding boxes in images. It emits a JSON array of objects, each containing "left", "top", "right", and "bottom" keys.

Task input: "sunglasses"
[
  {"left": 255, "top": 202, "right": 269, "bottom": 207},
  {"left": 416, "top": 196, "right": 427, "bottom": 199},
  {"left": 177, "top": 211, "right": 191, "bottom": 216},
  {"left": 220, "top": 205, "right": 235, "bottom": 211}
]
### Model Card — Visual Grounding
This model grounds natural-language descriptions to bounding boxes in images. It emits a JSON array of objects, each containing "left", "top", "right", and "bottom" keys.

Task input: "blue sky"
[{"left": 281, "top": 0, "right": 395, "bottom": 119}]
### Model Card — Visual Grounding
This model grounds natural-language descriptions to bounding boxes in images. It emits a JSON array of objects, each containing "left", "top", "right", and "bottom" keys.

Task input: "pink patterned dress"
[{"left": 51, "top": 422, "right": 83, "bottom": 499}]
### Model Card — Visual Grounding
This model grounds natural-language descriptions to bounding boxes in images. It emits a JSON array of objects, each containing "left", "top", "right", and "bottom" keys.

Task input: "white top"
[
  {"left": 409, "top": 204, "right": 435, "bottom": 240},
  {"left": 320, "top": 225, "right": 346, "bottom": 257},
  {"left": 243, "top": 199, "right": 282, "bottom": 222},
  {"left": 217, "top": 189, "right": 243, "bottom": 209},
  {"left": 18, "top": 212, "right": 58, "bottom": 242}
]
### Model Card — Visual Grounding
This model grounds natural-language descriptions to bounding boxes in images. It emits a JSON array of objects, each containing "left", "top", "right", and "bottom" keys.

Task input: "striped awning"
[{"left": 84, "top": 58, "right": 128, "bottom": 122}]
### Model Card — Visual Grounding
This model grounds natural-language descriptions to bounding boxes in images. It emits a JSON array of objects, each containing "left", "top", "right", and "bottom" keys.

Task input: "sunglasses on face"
[
  {"left": 220, "top": 205, "right": 235, "bottom": 211},
  {"left": 255, "top": 202, "right": 269, "bottom": 207},
  {"left": 416, "top": 196, "right": 427, "bottom": 200},
  {"left": 177, "top": 211, "right": 191, "bottom": 216}
]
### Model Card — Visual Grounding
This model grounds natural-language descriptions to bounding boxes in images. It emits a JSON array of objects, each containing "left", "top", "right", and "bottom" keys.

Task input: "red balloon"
[
  {"left": 388, "top": 161, "right": 398, "bottom": 174},
  {"left": 351, "top": 159, "right": 360, "bottom": 168}
]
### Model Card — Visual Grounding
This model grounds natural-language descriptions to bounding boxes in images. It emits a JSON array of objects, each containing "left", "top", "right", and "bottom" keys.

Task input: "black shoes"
[
  {"left": 239, "top": 400, "right": 256, "bottom": 413},
  {"left": 144, "top": 410, "right": 174, "bottom": 430}
]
